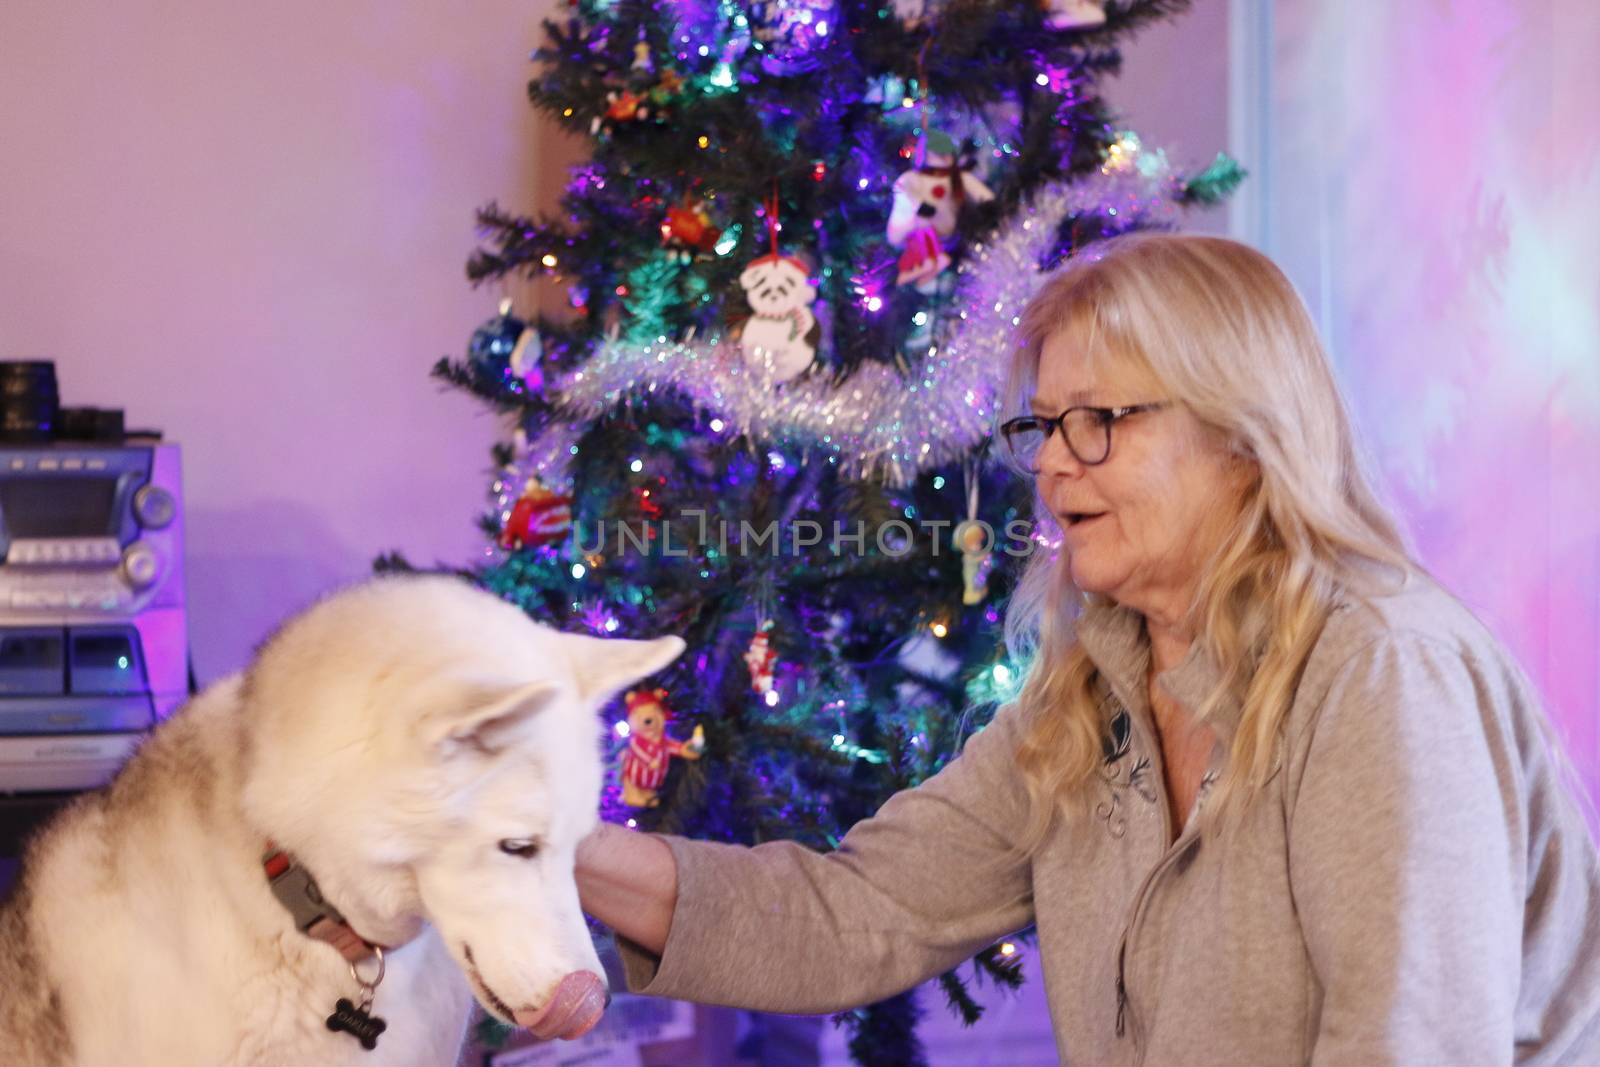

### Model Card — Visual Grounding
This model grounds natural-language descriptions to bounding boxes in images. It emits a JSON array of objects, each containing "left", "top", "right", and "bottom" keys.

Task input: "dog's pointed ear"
[
  {"left": 429, "top": 680, "right": 563, "bottom": 756},
  {"left": 564, "top": 633, "right": 686, "bottom": 707}
]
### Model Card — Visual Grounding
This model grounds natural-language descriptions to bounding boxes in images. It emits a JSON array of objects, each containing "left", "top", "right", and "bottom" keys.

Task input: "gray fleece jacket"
[{"left": 619, "top": 576, "right": 1600, "bottom": 1064}]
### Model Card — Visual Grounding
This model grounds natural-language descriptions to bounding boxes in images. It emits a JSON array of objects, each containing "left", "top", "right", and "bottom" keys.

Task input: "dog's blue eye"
[{"left": 498, "top": 838, "right": 541, "bottom": 859}]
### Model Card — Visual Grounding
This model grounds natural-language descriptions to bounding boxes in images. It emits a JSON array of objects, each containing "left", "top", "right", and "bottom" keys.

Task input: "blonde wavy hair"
[{"left": 1000, "top": 232, "right": 1412, "bottom": 844}]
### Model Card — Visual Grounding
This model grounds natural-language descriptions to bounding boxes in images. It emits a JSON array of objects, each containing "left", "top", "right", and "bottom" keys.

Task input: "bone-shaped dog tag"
[{"left": 327, "top": 996, "right": 388, "bottom": 1051}]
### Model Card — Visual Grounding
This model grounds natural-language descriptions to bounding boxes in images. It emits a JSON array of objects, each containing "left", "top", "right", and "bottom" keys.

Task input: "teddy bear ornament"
[{"left": 619, "top": 688, "right": 705, "bottom": 808}]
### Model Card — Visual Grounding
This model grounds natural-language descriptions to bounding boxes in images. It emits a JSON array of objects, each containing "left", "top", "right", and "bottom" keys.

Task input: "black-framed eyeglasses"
[{"left": 998, "top": 403, "right": 1167, "bottom": 473}]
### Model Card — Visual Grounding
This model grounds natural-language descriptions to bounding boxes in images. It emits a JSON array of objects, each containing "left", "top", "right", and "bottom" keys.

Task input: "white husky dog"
[{"left": 0, "top": 575, "right": 684, "bottom": 1066}]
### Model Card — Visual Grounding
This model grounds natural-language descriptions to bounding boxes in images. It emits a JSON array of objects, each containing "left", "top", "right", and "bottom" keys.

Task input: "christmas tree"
[{"left": 423, "top": 1, "right": 1238, "bottom": 1061}]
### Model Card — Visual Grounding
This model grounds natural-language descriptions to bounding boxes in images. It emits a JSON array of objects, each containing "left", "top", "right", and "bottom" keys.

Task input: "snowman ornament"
[
  {"left": 736, "top": 253, "right": 818, "bottom": 382},
  {"left": 886, "top": 130, "right": 995, "bottom": 291}
]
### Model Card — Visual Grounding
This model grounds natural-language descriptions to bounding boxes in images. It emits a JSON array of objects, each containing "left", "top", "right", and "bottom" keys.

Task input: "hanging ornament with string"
[
  {"left": 887, "top": 129, "right": 995, "bottom": 292},
  {"left": 885, "top": 55, "right": 995, "bottom": 293},
  {"left": 735, "top": 187, "right": 819, "bottom": 382},
  {"left": 744, "top": 578, "right": 781, "bottom": 699},
  {"left": 952, "top": 455, "right": 994, "bottom": 606},
  {"left": 744, "top": 624, "right": 778, "bottom": 696}
]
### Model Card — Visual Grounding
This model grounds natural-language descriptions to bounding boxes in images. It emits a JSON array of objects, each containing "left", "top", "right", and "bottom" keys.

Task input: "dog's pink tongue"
[{"left": 516, "top": 972, "right": 608, "bottom": 1041}]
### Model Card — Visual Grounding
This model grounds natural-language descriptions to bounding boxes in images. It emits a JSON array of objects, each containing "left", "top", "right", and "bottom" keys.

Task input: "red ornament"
[
  {"left": 662, "top": 199, "right": 722, "bottom": 261},
  {"left": 590, "top": 88, "right": 653, "bottom": 135},
  {"left": 744, "top": 628, "right": 778, "bottom": 695},
  {"left": 498, "top": 478, "right": 573, "bottom": 550},
  {"left": 606, "top": 90, "right": 647, "bottom": 122}
]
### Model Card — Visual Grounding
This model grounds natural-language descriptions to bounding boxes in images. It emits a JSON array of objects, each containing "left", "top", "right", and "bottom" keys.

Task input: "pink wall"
[
  {"left": 0, "top": 0, "right": 562, "bottom": 682},
  {"left": 1262, "top": 0, "right": 1600, "bottom": 805},
  {"left": 1102, "top": 0, "right": 1232, "bottom": 236}
]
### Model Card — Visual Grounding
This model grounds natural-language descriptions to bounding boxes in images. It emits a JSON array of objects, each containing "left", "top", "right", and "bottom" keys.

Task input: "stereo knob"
[
  {"left": 134, "top": 485, "right": 176, "bottom": 529},
  {"left": 121, "top": 542, "right": 161, "bottom": 590}
]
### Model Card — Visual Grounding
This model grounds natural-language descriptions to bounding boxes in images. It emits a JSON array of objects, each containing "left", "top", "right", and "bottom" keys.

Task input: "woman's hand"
[{"left": 575, "top": 822, "right": 679, "bottom": 955}]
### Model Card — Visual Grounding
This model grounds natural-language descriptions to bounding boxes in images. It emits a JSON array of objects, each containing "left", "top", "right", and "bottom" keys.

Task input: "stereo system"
[{"left": 0, "top": 362, "right": 186, "bottom": 792}]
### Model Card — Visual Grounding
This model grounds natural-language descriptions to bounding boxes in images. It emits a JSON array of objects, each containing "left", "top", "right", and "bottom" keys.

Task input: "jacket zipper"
[{"left": 1115, "top": 828, "right": 1203, "bottom": 1047}]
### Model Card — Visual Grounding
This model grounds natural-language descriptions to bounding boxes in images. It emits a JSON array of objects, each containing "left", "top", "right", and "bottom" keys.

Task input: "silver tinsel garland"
[{"left": 519, "top": 161, "right": 1181, "bottom": 492}]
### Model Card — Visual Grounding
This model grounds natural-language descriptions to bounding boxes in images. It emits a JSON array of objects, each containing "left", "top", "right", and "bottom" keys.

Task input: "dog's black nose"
[{"left": 917, "top": 203, "right": 937, "bottom": 218}]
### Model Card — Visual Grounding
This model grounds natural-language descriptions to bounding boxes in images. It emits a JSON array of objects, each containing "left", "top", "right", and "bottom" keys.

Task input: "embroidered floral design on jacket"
[{"left": 1096, "top": 708, "right": 1157, "bottom": 838}]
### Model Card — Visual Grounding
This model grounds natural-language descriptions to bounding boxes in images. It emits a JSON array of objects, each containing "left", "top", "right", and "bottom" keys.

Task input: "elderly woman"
[{"left": 571, "top": 233, "right": 1600, "bottom": 1063}]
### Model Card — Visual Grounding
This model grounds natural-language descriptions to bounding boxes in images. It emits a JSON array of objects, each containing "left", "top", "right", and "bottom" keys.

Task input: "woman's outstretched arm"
[{"left": 572, "top": 702, "right": 1037, "bottom": 1016}]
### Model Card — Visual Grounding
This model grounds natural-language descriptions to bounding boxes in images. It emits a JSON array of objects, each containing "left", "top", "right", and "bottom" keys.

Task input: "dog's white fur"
[{"left": 0, "top": 575, "right": 683, "bottom": 1066}]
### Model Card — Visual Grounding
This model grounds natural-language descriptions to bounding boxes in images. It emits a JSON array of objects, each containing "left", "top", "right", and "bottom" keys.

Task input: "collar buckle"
[{"left": 263, "top": 846, "right": 377, "bottom": 963}]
